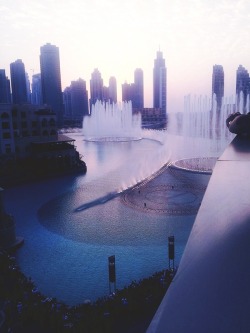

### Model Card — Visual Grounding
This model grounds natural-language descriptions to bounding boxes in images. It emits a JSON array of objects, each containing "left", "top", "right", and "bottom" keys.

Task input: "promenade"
[{"left": 122, "top": 164, "right": 211, "bottom": 217}]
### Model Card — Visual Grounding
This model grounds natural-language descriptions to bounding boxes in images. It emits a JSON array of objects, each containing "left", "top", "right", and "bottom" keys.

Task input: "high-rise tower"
[
  {"left": 212, "top": 65, "right": 224, "bottom": 111},
  {"left": 121, "top": 69, "right": 144, "bottom": 109},
  {"left": 236, "top": 65, "right": 250, "bottom": 113},
  {"left": 153, "top": 51, "right": 167, "bottom": 114},
  {"left": 31, "top": 73, "right": 43, "bottom": 105},
  {"left": 10, "top": 59, "right": 28, "bottom": 104},
  {"left": 0, "top": 69, "right": 11, "bottom": 103},
  {"left": 63, "top": 78, "right": 89, "bottom": 125},
  {"left": 40, "top": 43, "right": 63, "bottom": 127},
  {"left": 90, "top": 68, "right": 103, "bottom": 109},
  {"left": 108, "top": 76, "right": 117, "bottom": 103},
  {"left": 134, "top": 68, "right": 144, "bottom": 108}
]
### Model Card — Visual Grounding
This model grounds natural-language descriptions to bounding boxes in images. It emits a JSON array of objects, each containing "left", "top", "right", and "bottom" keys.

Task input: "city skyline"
[{"left": 1, "top": 0, "right": 250, "bottom": 112}]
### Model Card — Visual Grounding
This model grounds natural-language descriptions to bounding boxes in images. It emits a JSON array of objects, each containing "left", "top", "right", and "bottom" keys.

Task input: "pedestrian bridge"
[{"left": 147, "top": 135, "right": 250, "bottom": 333}]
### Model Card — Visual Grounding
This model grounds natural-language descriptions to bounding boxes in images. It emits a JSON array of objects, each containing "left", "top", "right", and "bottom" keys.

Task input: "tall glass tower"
[
  {"left": 236, "top": 65, "right": 249, "bottom": 113},
  {"left": 212, "top": 65, "right": 224, "bottom": 112},
  {"left": 134, "top": 68, "right": 144, "bottom": 108},
  {"left": 10, "top": 59, "right": 28, "bottom": 104},
  {"left": 0, "top": 69, "right": 11, "bottom": 103},
  {"left": 108, "top": 76, "right": 117, "bottom": 103},
  {"left": 153, "top": 51, "right": 167, "bottom": 114},
  {"left": 90, "top": 68, "right": 104, "bottom": 109},
  {"left": 40, "top": 43, "right": 63, "bottom": 127}
]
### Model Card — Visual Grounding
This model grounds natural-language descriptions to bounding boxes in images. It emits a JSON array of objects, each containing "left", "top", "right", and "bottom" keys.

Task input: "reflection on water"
[{"left": 5, "top": 131, "right": 196, "bottom": 305}]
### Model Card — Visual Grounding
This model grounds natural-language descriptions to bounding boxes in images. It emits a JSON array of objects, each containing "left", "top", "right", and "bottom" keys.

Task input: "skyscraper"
[
  {"left": 236, "top": 65, "right": 250, "bottom": 113},
  {"left": 31, "top": 73, "right": 43, "bottom": 105},
  {"left": 90, "top": 68, "right": 103, "bottom": 108},
  {"left": 134, "top": 68, "right": 144, "bottom": 108},
  {"left": 108, "top": 76, "right": 117, "bottom": 103},
  {"left": 63, "top": 78, "right": 89, "bottom": 125},
  {"left": 212, "top": 65, "right": 224, "bottom": 111},
  {"left": 10, "top": 59, "right": 28, "bottom": 104},
  {"left": 121, "top": 68, "right": 143, "bottom": 109},
  {"left": 153, "top": 51, "right": 167, "bottom": 114},
  {"left": 40, "top": 43, "right": 63, "bottom": 127},
  {"left": 0, "top": 69, "right": 11, "bottom": 103},
  {"left": 122, "top": 82, "right": 134, "bottom": 104}
]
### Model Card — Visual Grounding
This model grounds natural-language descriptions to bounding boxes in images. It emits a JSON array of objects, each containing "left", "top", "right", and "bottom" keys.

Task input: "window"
[
  {"left": 3, "top": 132, "right": 11, "bottom": 139},
  {"left": 22, "top": 131, "right": 29, "bottom": 137},
  {"left": 12, "top": 109, "right": 17, "bottom": 117},
  {"left": 5, "top": 144, "right": 11, "bottom": 154},
  {"left": 42, "top": 118, "right": 48, "bottom": 127},
  {"left": 1, "top": 112, "right": 9, "bottom": 119},
  {"left": 49, "top": 118, "right": 56, "bottom": 126},
  {"left": 2, "top": 122, "right": 10, "bottom": 129}
]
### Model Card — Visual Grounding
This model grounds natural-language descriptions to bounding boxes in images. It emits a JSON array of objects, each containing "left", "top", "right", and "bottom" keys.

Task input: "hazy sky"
[{"left": 1, "top": 0, "right": 250, "bottom": 112}]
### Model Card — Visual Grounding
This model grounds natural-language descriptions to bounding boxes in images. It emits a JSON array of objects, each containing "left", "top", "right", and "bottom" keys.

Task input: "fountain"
[
  {"left": 169, "top": 94, "right": 235, "bottom": 173},
  {"left": 82, "top": 100, "right": 142, "bottom": 142}
]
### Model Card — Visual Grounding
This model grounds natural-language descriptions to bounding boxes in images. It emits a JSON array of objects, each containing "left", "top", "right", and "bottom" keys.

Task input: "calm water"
[{"left": 5, "top": 130, "right": 199, "bottom": 305}]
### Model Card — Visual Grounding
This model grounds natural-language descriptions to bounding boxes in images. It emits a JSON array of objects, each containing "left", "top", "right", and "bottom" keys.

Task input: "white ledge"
[{"left": 147, "top": 136, "right": 250, "bottom": 333}]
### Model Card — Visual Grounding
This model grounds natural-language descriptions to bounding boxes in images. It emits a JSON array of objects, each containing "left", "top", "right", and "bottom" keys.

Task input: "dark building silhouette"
[
  {"left": 236, "top": 65, "right": 250, "bottom": 113},
  {"left": 90, "top": 70, "right": 117, "bottom": 108},
  {"left": 40, "top": 43, "right": 63, "bottom": 127},
  {"left": 122, "top": 82, "right": 134, "bottom": 104},
  {"left": 90, "top": 68, "right": 103, "bottom": 108},
  {"left": 134, "top": 68, "right": 144, "bottom": 108},
  {"left": 102, "top": 86, "right": 109, "bottom": 102},
  {"left": 63, "top": 78, "right": 89, "bottom": 127},
  {"left": 0, "top": 69, "right": 11, "bottom": 103},
  {"left": 153, "top": 51, "right": 167, "bottom": 114},
  {"left": 122, "top": 68, "right": 144, "bottom": 109},
  {"left": 25, "top": 72, "right": 31, "bottom": 103},
  {"left": 212, "top": 65, "right": 224, "bottom": 112},
  {"left": 31, "top": 73, "right": 43, "bottom": 105},
  {"left": 10, "top": 59, "right": 28, "bottom": 104},
  {"left": 108, "top": 76, "right": 117, "bottom": 103}
]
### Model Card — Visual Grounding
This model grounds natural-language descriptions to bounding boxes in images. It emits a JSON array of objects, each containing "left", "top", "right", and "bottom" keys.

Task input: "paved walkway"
[{"left": 122, "top": 165, "right": 211, "bottom": 216}]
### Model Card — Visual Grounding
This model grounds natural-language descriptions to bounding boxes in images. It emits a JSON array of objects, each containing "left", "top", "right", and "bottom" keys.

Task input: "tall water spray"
[
  {"left": 82, "top": 101, "right": 142, "bottom": 141},
  {"left": 168, "top": 94, "right": 236, "bottom": 172}
]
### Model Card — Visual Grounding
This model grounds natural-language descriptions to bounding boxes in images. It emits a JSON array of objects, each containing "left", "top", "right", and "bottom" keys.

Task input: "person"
[{"left": 226, "top": 112, "right": 250, "bottom": 136}]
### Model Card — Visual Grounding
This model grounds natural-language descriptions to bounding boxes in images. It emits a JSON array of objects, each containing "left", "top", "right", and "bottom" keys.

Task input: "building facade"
[
  {"left": 40, "top": 43, "right": 64, "bottom": 127},
  {"left": 89, "top": 68, "right": 103, "bottom": 109},
  {"left": 31, "top": 73, "right": 43, "bottom": 105},
  {"left": 122, "top": 82, "right": 134, "bottom": 104},
  {"left": 108, "top": 76, "right": 117, "bottom": 103},
  {"left": 122, "top": 68, "right": 144, "bottom": 109},
  {"left": 0, "top": 104, "right": 57, "bottom": 157},
  {"left": 212, "top": 65, "right": 224, "bottom": 112},
  {"left": 63, "top": 78, "right": 89, "bottom": 127},
  {"left": 0, "top": 104, "right": 85, "bottom": 186},
  {"left": 134, "top": 68, "right": 144, "bottom": 108},
  {"left": 153, "top": 51, "right": 167, "bottom": 114},
  {"left": 10, "top": 59, "right": 28, "bottom": 104}
]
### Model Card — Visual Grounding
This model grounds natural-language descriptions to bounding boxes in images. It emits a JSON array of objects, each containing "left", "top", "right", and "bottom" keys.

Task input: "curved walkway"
[{"left": 121, "top": 165, "right": 210, "bottom": 216}]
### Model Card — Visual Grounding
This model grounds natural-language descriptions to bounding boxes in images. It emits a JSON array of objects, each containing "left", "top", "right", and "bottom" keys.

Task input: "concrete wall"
[{"left": 147, "top": 135, "right": 250, "bottom": 333}]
